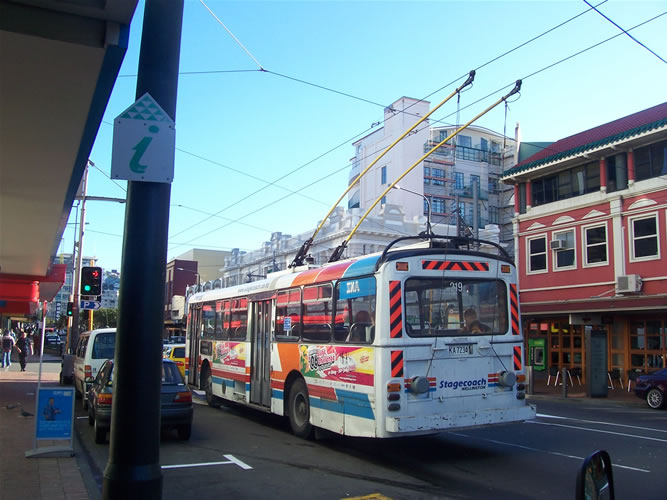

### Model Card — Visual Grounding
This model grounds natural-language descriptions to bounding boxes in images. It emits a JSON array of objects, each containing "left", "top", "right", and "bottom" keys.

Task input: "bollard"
[
  {"left": 561, "top": 366, "right": 568, "bottom": 398},
  {"left": 526, "top": 365, "right": 534, "bottom": 395}
]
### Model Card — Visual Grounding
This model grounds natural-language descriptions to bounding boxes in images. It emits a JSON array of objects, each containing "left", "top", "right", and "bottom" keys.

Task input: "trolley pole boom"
[
  {"left": 290, "top": 71, "right": 476, "bottom": 268},
  {"left": 328, "top": 80, "right": 522, "bottom": 263}
]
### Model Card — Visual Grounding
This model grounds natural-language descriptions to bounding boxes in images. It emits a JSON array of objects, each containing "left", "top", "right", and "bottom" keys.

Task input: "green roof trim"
[{"left": 502, "top": 117, "right": 667, "bottom": 178}]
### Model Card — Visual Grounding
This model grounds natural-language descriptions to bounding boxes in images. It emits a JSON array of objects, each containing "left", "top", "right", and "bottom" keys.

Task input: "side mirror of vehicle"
[{"left": 576, "top": 450, "right": 615, "bottom": 500}]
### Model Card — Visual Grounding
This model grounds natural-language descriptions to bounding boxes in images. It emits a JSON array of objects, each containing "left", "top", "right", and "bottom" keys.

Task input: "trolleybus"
[{"left": 184, "top": 234, "right": 536, "bottom": 438}]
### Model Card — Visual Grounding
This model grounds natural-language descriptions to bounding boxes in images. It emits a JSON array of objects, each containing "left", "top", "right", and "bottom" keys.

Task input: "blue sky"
[{"left": 58, "top": 0, "right": 667, "bottom": 272}]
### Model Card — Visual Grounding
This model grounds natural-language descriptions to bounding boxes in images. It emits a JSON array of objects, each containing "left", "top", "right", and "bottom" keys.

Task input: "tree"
[{"left": 92, "top": 308, "right": 118, "bottom": 329}]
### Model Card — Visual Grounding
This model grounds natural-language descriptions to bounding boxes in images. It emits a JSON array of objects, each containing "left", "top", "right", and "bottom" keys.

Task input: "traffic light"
[
  {"left": 81, "top": 266, "right": 102, "bottom": 296},
  {"left": 67, "top": 301, "right": 74, "bottom": 316}
]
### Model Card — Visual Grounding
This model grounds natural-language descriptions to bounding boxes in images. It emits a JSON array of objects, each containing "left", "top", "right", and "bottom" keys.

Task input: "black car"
[
  {"left": 87, "top": 359, "right": 194, "bottom": 443},
  {"left": 634, "top": 368, "right": 667, "bottom": 409},
  {"left": 45, "top": 333, "right": 63, "bottom": 354}
]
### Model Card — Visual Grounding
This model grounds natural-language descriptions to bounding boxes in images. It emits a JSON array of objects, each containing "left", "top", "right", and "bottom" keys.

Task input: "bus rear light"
[
  {"left": 516, "top": 374, "right": 526, "bottom": 383},
  {"left": 84, "top": 365, "right": 92, "bottom": 381},
  {"left": 408, "top": 376, "right": 430, "bottom": 394},
  {"left": 516, "top": 384, "right": 525, "bottom": 391},
  {"left": 387, "top": 382, "right": 402, "bottom": 393},
  {"left": 174, "top": 392, "right": 192, "bottom": 403},
  {"left": 501, "top": 264, "right": 511, "bottom": 273},
  {"left": 395, "top": 262, "right": 409, "bottom": 271},
  {"left": 387, "top": 393, "right": 400, "bottom": 401},
  {"left": 98, "top": 393, "right": 113, "bottom": 405},
  {"left": 388, "top": 403, "right": 400, "bottom": 411},
  {"left": 516, "top": 392, "right": 526, "bottom": 400}
]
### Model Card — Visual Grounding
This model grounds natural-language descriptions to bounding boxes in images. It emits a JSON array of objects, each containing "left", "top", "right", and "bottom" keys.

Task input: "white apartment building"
[{"left": 348, "top": 96, "right": 518, "bottom": 251}]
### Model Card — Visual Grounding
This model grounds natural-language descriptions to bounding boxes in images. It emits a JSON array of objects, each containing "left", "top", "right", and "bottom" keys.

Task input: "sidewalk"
[
  {"left": 0, "top": 353, "right": 90, "bottom": 500},
  {"left": 527, "top": 369, "right": 645, "bottom": 407}
]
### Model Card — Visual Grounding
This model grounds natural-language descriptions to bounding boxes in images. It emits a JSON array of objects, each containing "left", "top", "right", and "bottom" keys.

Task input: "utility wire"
[
  {"left": 172, "top": 11, "right": 666, "bottom": 248},
  {"left": 583, "top": 0, "right": 666, "bottom": 64}
]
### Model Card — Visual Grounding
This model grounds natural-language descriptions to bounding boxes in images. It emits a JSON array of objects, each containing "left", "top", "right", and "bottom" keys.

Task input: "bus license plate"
[{"left": 448, "top": 344, "right": 473, "bottom": 356}]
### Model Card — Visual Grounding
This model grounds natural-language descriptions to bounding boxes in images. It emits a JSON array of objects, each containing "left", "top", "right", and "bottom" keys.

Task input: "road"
[{"left": 72, "top": 393, "right": 667, "bottom": 499}]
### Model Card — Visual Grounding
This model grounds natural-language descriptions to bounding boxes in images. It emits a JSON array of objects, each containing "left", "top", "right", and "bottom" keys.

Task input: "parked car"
[
  {"left": 634, "top": 368, "right": 667, "bottom": 409},
  {"left": 44, "top": 333, "right": 63, "bottom": 353},
  {"left": 87, "top": 358, "right": 193, "bottom": 443},
  {"left": 73, "top": 328, "right": 116, "bottom": 410},
  {"left": 163, "top": 344, "right": 186, "bottom": 378}
]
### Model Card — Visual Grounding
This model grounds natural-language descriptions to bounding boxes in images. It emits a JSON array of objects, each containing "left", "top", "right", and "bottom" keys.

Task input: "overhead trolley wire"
[{"left": 583, "top": 0, "right": 667, "bottom": 64}]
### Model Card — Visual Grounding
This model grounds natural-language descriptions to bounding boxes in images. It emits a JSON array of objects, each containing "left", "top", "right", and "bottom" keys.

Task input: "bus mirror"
[{"left": 576, "top": 450, "right": 615, "bottom": 500}]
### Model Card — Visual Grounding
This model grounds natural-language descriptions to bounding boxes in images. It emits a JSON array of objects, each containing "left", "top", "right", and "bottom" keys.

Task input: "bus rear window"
[
  {"left": 92, "top": 333, "right": 115, "bottom": 359},
  {"left": 404, "top": 278, "right": 508, "bottom": 337}
]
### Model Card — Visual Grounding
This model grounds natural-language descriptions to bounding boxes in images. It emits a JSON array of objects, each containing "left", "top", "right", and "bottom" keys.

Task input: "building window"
[
  {"left": 432, "top": 179, "right": 445, "bottom": 186},
  {"left": 606, "top": 153, "right": 628, "bottom": 192},
  {"left": 634, "top": 139, "right": 667, "bottom": 181},
  {"left": 424, "top": 178, "right": 430, "bottom": 185},
  {"left": 527, "top": 235, "right": 547, "bottom": 273},
  {"left": 519, "top": 183, "right": 527, "bottom": 213},
  {"left": 458, "top": 135, "right": 472, "bottom": 148},
  {"left": 583, "top": 223, "right": 608, "bottom": 266},
  {"left": 489, "top": 206, "right": 498, "bottom": 224},
  {"left": 552, "top": 229, "right": 575, "bottom": 270},
  {"left": 455, "top": 172, "right": 464, "bottom": 189},
  {"left": 630, "top": 319, "right": 666, "bottom": 371},
  {"left": 432, "top": 197, "right": 446, "bottom": 214},
  {"left": 432, "top": 168, "right": 445, "bottom": 178},
  {"left": 381, "top": 165, "right": 387, "bottom": 185},
  {"left": 531, "top": 161, "right": 600, "bottom": 207},
  {"left": 629, "top": 214, "right": 659, "bottom": 261}
]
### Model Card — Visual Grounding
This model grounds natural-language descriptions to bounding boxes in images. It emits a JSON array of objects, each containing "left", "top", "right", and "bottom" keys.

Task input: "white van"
[{"left": 73, "top": 328, "right": 116, "bottom": 409}]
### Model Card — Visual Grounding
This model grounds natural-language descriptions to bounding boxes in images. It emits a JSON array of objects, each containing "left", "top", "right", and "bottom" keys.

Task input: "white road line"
[
  {"left": 450, "top": 432, "right": 649, "bottom": 473},
  {"left": 162, "top": 454, "right": 252, "bottom": 470},
  {"left": 537, "top": 413, "right": 667, "bottom": 434},
  {"left": 529, "top": 420, "right": 667, "bottom": 444}
]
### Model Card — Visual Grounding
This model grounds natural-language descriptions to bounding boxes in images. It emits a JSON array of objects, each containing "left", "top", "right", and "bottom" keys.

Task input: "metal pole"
[
  {"left": 473, "top": 177, "right": 479, "bottom": 242},
  {"left": 71, "top": 166, "right": 88, "bottom": 351},
  {"left": 561, "top": 366, "right": 568, "bottom": 398},
  {"left": 103, "top": 2, "right": 183, "bottom": 498}
]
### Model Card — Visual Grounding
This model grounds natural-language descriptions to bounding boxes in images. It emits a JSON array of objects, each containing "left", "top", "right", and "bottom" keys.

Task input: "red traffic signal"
[{"left": 81, "top": 266, "right": 103, "bottom": 296}]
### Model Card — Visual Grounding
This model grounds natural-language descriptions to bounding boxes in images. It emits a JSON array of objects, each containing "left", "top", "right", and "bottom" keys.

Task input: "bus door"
[
  {"left": 187, "top": 305, "right": 202, "bottom": 386},
  {"left": 250, "top": 300, "right": 271, "bottom": 407}
]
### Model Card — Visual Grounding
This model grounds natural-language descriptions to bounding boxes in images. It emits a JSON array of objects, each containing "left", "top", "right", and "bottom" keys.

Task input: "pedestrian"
[
  {"left": 16, "top": 330, "right": 29, "bottom": 371},
  {"left": 2, "top": 329, "right": 15, "bottom": 369}
]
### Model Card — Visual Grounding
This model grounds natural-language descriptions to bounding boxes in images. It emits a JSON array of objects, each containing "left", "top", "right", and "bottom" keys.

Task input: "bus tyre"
[
  {"left": 204, "top": 368, "right": 220, "bottom": 408},
  {"left": 288, "top": 378, "right": 313, "bottom": 439},
  {"left": 646, "top": 388, "right": 664, "bottom": 409},
  {"left": 94, "top": 419, "right": 106, "bottom": 444}
]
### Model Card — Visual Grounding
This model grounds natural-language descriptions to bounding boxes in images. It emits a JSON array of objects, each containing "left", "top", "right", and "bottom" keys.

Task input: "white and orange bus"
[{"left": 184, "top": 235, "right": 536, "bottom": 438}]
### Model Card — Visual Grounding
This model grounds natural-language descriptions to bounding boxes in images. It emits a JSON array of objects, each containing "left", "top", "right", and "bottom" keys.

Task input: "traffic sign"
[
  {"left": 80, "top": 300, "right": 101, "bottom": 310},
  {"left": 111, "top": 92, "right": 175, "bottom": 184}
]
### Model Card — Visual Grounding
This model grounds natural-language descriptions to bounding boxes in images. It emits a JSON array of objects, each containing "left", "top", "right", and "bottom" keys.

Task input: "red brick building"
[{"left": 502, "top": 102, "right": 667, "bottom": 386}]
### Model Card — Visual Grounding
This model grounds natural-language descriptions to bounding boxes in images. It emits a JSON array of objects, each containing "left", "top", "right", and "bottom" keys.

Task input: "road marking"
[
  {"left": 537, "top": 413, "right": 667, "bottom": 434},
  {"left": 450, "top": 433, "right": 650, "bottom": 473},
  {"left": 162, "top": 454, "right": 252, "bottom": 470},
  {"left": 530, "top": 420, "right": 667, "bottom": 444}
]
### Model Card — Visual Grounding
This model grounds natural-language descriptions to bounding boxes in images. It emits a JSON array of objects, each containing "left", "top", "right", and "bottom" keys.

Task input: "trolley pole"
[{"left": 102, "top": 2, "right": 183, "bottom": 498}]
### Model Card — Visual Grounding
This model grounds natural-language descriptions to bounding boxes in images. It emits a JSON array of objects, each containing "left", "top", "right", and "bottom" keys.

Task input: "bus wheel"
[
  {"left": 288, "top": 378, "right": 313, "bottom": 439},
  {"left": 204, "top": 367, "right": 220, "bottom": 408}
]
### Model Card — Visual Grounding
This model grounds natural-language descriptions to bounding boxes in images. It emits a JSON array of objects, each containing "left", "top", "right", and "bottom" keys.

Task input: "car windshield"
[{"left": 162, "top": 362, "right": 184, "bottom": 385}]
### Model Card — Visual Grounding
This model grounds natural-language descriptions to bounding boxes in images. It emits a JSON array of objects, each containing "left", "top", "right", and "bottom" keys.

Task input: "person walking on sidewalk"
[
  {"left": 2, "top": 329, "right": 15, "bottom": 369},
  {"left": 15, "top": 330, "right": 29, "bottom": 371}
]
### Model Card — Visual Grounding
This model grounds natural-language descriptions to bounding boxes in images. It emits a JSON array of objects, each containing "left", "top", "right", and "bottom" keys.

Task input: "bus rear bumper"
[{"left": 384, "top": 404, "right": 537, "bottom": 434}]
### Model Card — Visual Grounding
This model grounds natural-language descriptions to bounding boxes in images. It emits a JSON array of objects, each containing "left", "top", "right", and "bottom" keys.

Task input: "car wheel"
[
  {"left": 88, "top": 406, "right": 94, "bottom": 426},
  {"left": 177, "top": 425, "right": 192, "bottom": 440},
  {"left": 94, "top": 418, "right": 106, "bottom": 444},
  {"left": 288, "top": 378, "right": 313, "bottom": 439},
  {"left": 646, "top": 388, "right": 664, "bottom": 409},
  {"left": 204, "top": 367, "right": 220, "bottom": 408}
]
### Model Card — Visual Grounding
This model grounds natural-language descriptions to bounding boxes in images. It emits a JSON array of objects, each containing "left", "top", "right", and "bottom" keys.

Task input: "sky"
[{"left": 57, "top": 0, "right": 667, "bottom": 273}]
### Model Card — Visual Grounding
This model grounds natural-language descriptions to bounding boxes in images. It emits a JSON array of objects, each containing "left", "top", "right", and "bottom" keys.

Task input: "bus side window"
[
  {"left": 275, "top": 289, "right": 301, "bottom": 341},
  {"left": 302, "top": 284, "right": 332, "bottom": 343},
  {"left": 334, "top": 277, "right": 377, "bottom": 344}
]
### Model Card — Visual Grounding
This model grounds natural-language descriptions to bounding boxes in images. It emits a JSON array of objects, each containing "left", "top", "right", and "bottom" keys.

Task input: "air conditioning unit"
[
  {"left": 170, "top": 309, "right": 182, "bottom": 320},
  {"left": 550, "top": 240, "right": 567, "bottom": 250},
  {"left": 616, "top": 274, "right": 642, "bottom": 294}
]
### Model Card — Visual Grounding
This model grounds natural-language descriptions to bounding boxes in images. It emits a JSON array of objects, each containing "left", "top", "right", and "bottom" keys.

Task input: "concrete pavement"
[{"left": 0, "top": 352, "right": 90, "bottom": 500}]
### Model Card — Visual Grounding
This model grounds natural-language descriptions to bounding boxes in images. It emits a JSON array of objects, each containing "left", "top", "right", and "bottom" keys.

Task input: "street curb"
[{"left": 527, "top": 393, "right": 646, "bottom": 408}]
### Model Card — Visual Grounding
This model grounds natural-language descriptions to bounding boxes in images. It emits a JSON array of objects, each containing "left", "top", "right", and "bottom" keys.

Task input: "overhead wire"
[
  {"left": 171, "top": 9, "right": 666, "bottom": 249},
  {"left": 583, "top": 0, "right": 666, "bottom": 64}
]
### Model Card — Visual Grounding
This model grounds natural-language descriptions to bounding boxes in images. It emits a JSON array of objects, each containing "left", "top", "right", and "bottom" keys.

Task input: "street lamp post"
[{"left": 393, "top": 184, "right": 433, "bottom": 236}]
